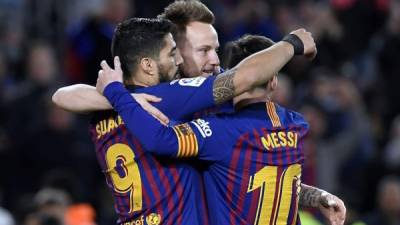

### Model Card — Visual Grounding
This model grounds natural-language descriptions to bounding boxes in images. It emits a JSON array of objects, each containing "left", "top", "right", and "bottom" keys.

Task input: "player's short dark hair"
[
  {"left": 223, "top": 35, "right": 275, "bottom": 69},
  {"left": 111, "top": 17, "right": 174, "bottom": 81},
  {"left": 158, "top": 0, "right": 215, "bottom": 41}
]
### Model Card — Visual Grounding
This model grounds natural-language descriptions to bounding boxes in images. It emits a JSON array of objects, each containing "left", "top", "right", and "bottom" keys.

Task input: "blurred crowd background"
[{"left": 1, "top": 0, "right": 400, "bottom": 224}]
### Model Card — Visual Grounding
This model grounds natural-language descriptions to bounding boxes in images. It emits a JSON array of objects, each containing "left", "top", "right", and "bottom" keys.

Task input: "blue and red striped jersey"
[
  {"left": 196, "top": 102, "right": 308, "bottom": 225},
  {"left": 104, "top": 82, "right": 309, "bottom": 225},
  {"left": 89, "top": 76, "right": 217, "bottom": 224}
]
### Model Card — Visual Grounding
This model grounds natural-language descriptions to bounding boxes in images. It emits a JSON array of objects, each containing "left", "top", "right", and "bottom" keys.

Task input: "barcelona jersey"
[
  {"left": 89, "top": 76, "right": 217, "bottom": 224},
  {"left": 104, "top": 82, "right": 309, "bottom": 225}
]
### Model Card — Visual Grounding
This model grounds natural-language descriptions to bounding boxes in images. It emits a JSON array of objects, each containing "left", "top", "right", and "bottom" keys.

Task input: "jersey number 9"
[{"left": 106, "top": 143, "right": 143, "bottom": 212}]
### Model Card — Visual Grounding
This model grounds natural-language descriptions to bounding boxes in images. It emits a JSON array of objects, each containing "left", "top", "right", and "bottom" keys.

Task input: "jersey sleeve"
[
  {"left": 104, "top": 82, "right": 180, "bottom": 156},
  {"left": 186, "top": 117, "right": 231, "bottom": 161},
  {"left": 104, "top": 81, "right": 231, "bottom": 161},
  {"left": 135, "top": 76, "right": 217, "bottom": 121}
]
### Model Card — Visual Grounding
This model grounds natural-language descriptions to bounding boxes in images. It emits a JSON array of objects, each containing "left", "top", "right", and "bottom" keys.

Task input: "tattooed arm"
[
  {"left": 299, "top": 183, "right": 324, "bottom": 208},
  {"left": 212, "top": 28, "right": 317, "bottom": 104},
  {"left": 212, "top": 41, "right": 294, "bottom": 104},
  {"left": 300, "top": 184, "right": 346, "bottom": 225}
]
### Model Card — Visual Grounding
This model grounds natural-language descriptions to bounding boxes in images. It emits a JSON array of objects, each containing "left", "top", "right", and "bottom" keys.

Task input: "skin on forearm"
[
  {"left": 299, "top": 183, "right": 324, "bottom": 208},
  {"left": 52, "top": 84, "right": 112, "bottom": 113},
  {"left": 212, "top": 42, "right": 294, "bottom": 104}
]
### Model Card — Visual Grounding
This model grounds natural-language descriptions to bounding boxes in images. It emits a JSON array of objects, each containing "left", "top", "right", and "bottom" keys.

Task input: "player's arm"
[
  {"left": 300, "top": 184, "right": 346, "bottom": 225},
  {"left": 103, "top": 81, "right": 187, "bottom": 156},
  {"left": 102, "top": 78, "right": 223, "bottom": 159},
  {"left": 52, "top": 84, "right": 111, "bottom": 113},
  {"left": 212, "top": 28, "right": 316, "bottom": 104},
  {"left": 53, "top": 29, "right": 316, "bottom": 112},
  {"left": 52, "top": 83, "right": 169, "bottom": 124}
]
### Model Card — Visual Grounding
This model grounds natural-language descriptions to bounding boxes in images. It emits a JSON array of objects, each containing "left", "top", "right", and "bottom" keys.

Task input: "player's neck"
[
  {"left": 234, "top": 90, "right": 274, "bottom": 110},
  {"left": 234, "top": 97, "right": 267, "bottom": 110},
  {"left": 124, "top": 70, "right": 160, "bottom": 87},
  {"left": 129, "top": 77, "right": 157, "bottom": 87}
]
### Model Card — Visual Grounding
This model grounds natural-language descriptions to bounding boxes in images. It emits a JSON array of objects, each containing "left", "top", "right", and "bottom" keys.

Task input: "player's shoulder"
[
  {"left": 136, "top": 76, "right": 216, "bottom": 94},
  {"left": 275, "top": 103, "right": 309, "bottom": 128}
]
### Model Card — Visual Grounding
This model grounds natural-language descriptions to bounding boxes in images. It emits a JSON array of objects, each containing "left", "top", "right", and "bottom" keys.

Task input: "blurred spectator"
[
  {"left": 34, "top": 188, "right": 71, "bottom": 222},
  {"left": 224, "top": 0, "right": 281, "bottom": 42},
  {"left": 0, "top": 18, "right": 24, "bottom": 68},
  {"left": 7, "top": 41, "right": 59, "bottom": 136},
  {"left": 4, "top": 42, "right": 60, "bottom": 200},
  {"left": 361, "top": 176, "right": 400, "bottom": 225},
  {"left": 10, "top": 101, "right": 99, "bottom": 205},
  {"left": 377, "top": 0, "right": 400, "bottom": 130},
  {"left": 300, "top": 74, "right": 374, "bottom": 200},
  {"left": 65, "top": 0, "right": 133, "bottom": 85},
  {"left": 331, "top": 0, "right": 388, "bottom": 59}
]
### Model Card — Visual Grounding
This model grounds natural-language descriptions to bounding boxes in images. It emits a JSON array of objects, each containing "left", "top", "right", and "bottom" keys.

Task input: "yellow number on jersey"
[
  {"left": 247, "top": 164, "right": 301, "bottom": 225},
  {"left": 105, "top": 143, "right": 143, "bottom": 212}
]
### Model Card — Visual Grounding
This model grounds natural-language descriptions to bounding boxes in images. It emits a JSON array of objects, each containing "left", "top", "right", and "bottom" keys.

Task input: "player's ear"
[
  {"left": 269, "top": 75, "right": 278, "bottom": 91},
  {"left": 140, "top": 57, "right": 157, "bottom": 76}
]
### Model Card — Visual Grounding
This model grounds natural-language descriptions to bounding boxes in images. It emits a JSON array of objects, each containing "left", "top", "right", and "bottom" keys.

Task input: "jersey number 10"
[{"left": 247, "top": 164, "right": 301, "bottom": 225}]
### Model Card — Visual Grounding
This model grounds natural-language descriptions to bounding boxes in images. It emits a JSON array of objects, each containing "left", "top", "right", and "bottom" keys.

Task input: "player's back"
[
  {"left": 89, "top": 110, "right": 208, "bottom": 225},
  {"left": 199, "top": 101, "right": 308, "bottom": 225}
]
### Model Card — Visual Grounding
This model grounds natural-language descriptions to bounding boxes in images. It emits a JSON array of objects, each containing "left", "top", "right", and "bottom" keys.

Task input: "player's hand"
[
  {"left": 96, "top": 56, "right": 123, "bottom": 94},
  {"left": 132, "top": 93, "right": 170, "bottom": 126},
  {"left": 318, "top": 192, "right": 346, "bottom": 225},
  {"left": 291, "top": 28, "right": 317, "bottom": 60}
]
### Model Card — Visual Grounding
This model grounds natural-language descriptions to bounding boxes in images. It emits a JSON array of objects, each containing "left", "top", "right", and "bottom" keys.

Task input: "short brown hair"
[
  {"left": 223, "top": 35, "right": 275, "bottom": 69},
  {"left": 158, "top": 0, "right": 215, "bottom": 40}
]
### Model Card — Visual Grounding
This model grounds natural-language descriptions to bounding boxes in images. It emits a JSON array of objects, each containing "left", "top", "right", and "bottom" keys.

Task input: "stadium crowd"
[{"left": 0, "top": 0, "right": 399, "bottom": 224}]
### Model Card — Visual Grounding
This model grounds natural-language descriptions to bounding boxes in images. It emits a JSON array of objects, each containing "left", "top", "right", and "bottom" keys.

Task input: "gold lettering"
[
  {"left": 118, "top": 116, "right": 124, "bottom": 125},
  {"left": 287, "top": 132, "right": 294, "bottom": 147},
  {"left": 107, "top": 118, "right": 116, "bottom": 133},
  {"left": 95, "top": 116, "right": 126, "bottom": 139},
  {"left": 278, "top": 131, "right": 287, "bottom": 147},
  {"left": 100, "top": 120, "right": 106, "bottom": 135},
  {"left": 261, "top": 135, "right": 274, "bottom": 150},
  {"left": 271, "top": 132, "right": 280, "bottom": 148},
  {"left": 261, "top": 131, "right": 299, "bottom": 151}
]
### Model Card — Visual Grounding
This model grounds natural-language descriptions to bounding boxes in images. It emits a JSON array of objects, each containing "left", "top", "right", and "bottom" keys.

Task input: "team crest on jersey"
[
  {"left": 146, "top": 213, "right": 161, "bottom": 225},
  {"left": 172, "top": 77, "right": 206, "bottom": 87},
  {"left": 191, "top": 118, "right": 213, "bottom": 138}
]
